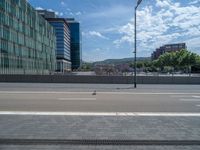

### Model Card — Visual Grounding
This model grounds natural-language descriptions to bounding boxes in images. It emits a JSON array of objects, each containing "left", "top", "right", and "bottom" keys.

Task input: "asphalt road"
[{"left": 0, "top": 83, "right": 200, "bottom": 112}]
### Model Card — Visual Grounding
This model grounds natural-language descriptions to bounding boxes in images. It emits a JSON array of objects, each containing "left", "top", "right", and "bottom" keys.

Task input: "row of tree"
[
  {"left": 81, "top": 62, "right": 94, "bottom": 71},
  {"left": 130, "top": 50, "right": 200, "bottom": 73},
  {"left": 81, "top": 50, "right": 200, "bottom": 74}
]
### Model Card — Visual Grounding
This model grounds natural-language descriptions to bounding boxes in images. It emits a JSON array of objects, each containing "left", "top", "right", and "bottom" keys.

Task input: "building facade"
[
  {"left": 46, "top": 18, "right": 71, "bottom": 72},
  {"left": 151, "top": 43, "right": 187, "bottom": 60},
  {"left": 66, "top": 18, "right": 81, "bottom": 70},
  {"left": 0, "top": 0, "right": 56, "bottom": 75}
]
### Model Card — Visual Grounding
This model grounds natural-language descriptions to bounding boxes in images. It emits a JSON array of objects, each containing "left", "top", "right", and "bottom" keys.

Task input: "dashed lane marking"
[
  {"left": 180, "top": 99, "right": 200, "bottom": 102},
  {"left": 58, "top": 98, "right": 96, "bottom": 101}
]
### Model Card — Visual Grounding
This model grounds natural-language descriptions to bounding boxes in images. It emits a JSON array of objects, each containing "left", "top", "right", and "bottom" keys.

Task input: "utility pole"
[{"left": 134, "top": 0, "right": 143, "bottom": 88}]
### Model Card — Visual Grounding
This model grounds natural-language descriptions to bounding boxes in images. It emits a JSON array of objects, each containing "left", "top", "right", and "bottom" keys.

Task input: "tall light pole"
[{"left": 134, "top": 0, "right": 142, "bottom": 88}]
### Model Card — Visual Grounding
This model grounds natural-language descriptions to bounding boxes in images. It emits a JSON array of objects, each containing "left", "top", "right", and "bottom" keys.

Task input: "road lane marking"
[
  {"left": 193, "top": 96, "right": 200, "bottom": 98},
  {"left": 0, "top": 111, "right": 200, "bottom": 116},
  {"left": 0, "top": 91, "right": 200, "bottom": 95},
  {"left": 180, "top": 99, "right": 200, "bottom": 102},
  {"left": 58, "top": 98, "right": 96, "bottom": 101},
  {"left": 196, "top": 105, "right": 200, "bottom": 107},
  {"left": 171, "top": 95, "right": 194, "bottom": 98}
]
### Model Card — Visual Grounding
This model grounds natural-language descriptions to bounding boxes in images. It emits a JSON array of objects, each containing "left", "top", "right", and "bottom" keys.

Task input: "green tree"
[
  {"left": 81, "top": 63, "right": 93, "bottom": 71},
  {"left": 196, "top": 55, "right": 200, "bottom": 65},
  {"left": 136, "top": 61, "right": 144, "bottom": 69},
  {"left": 129, "top": 50, "right": 200, "bottom": 73},
  {"left": 155, "top": 49, "right": 200, "bottom": 73}
]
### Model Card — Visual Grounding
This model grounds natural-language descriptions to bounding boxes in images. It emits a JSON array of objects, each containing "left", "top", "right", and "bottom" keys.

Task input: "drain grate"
[{"left": 0, "top": 139, "right": 200, "bottom": 146}]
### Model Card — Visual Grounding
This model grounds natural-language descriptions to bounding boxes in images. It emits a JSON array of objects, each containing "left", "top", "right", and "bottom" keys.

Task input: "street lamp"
[{"left": 134, "top": 0, "right": 142, "bottom": 88}]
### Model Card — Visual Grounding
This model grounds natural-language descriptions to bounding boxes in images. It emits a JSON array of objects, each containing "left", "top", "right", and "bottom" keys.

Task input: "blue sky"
[{"left": 28, "top": 0, "right": 200, "bottom": 62}]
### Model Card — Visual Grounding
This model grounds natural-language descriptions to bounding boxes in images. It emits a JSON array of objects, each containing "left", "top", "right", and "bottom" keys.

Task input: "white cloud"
[
  {"left": 185, "top": 37, "right": 200, "bottom": 53},
  {"left": 155, "top": 0, "right": 171, "bottom": 8},
  {"left": 47, "top": 9, "right": 54, "bottom": 12},
  {"left": 189, "top": 0, "right": 200, "bottom": 5},
  {"left": 75, "top": 11, "right": 82, "bottom": 16},
  {"left": 61, "top": 1, "right": 66, "bottom": 6},
  {"left": 87, "top": 5, "right": 132, "bottom": 19},
  {"left": 35, "top": 7, "right": 44, "bottom": 10},
  {"left": 101, "top": 26, "right": 120, "bottom": 33},
  {"left": 66, "top": 11, "right": 82, "bottom": 16},
  {"left": 114, "top": 0, "right": 200, "bottom": 54},
  {"left": 82, "top": 32, "right": 86, "bottom": 36},
  {"left": 171, "top": 6, "right": 200, "bottom": 30},
  {"left": 88, "top": 31, "right": 109, "bottom": 39},
  {"left": 59, "top": 12, "right": 64, "bottom": 16}
]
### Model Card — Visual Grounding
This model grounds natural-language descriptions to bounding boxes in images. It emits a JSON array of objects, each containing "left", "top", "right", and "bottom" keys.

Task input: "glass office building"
[
  {"left": 66, "top": 18, "right": 81, "bottom": 70},
  {"left": 0, "top": 0, "right": 56, "bottom": 75},
  {"left": 46, "top": 18, "right": 71, "bottom": 72}
]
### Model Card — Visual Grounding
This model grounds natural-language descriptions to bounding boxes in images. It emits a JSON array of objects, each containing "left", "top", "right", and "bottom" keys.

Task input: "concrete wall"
[{"left": 0, "top": 75, "right": 200, "bottom": 84}]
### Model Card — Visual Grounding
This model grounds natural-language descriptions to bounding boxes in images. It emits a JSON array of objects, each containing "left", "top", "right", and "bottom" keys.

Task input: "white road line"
[
  {"left": 196, "top": 105, "right": 200, "bottom": 107},
  {"left": 193, "top": 96, "right": 200, "bottom": 98},
  {"left": 58, "top": 98, "right": 96, "bottom": 101},
  {"left": 171, "top": 95, "right": 193, "bottom": 98},
  {"left": 180, "top": 99, "right": 200, "bottom": 102},
  {"left": 0, "top": 91, "right": 91, "bottom": 94},
  {"left": 0, "top": 111, "right": 200, "bottom": 116},
  {"left": 0, "top": 91, "right": 200, "bottom": 95}
]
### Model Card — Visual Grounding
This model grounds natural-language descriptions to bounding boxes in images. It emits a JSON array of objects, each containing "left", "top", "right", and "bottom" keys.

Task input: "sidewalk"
[
  {"left": 0, "top": 115, "right": 199, "bottom": 140},
  {"left": 0, "top": 115, "right": 200, "bottom": 149}
]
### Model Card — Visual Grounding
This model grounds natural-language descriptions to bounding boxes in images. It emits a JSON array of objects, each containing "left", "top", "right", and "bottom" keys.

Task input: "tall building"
[
  {"left": 0, "top": 0, "right": 56, "bottom": 75},
  {"left": 37, "top": 10, "right": 58, "bottom": 19},
  {"left": 38, "top": 10, "right": 72, "bottom": 73},
  {"left": 66, "top": 18, "right": 81, "bottom": 70},
  {"left": 46, "top": 18, "right": 71, "bottom": 72},
  {"left": 151, "top": 43, "right": 187, "bottom": 60}
]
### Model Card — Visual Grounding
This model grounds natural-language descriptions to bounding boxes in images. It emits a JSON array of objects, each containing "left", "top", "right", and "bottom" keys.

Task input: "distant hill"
[{"left": 93, "top": 57, "right": 150, "bottom": 65}]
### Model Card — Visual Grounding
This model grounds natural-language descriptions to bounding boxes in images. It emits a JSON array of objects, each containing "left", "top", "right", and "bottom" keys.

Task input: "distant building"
[
  {"left": 38, "top": 10, "right": 72, "bottom": 73},
  {"left": 37, "top": 10, "right": 58, "bottom": 18},
  {"left": 151, "top": 43, "right": 187, "bottom": 60},
  {"left": 0, "top": 0, "right": 56, "bottom": 75},
  {"left": 37, "top": 11, "right": 82, "bottom": 72},
  {"left": 46, "top": 18, "right": 71, "bottom": 73},
  {"left": 66, "top": 18, "right": 82, "bottom": 70}
]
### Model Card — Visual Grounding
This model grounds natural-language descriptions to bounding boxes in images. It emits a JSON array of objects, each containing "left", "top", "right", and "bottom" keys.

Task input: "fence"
[{"left": 0, "top": 75, "right": 200, "bottom": 84}]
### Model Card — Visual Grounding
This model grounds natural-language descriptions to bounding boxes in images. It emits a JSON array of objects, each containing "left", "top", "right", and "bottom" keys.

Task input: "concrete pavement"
[
  {"left": 0, "top": 115, "right": 200, "bottom": 149},
  {"left": 1, "top": 115, "right": 200, "bottom": 140}
]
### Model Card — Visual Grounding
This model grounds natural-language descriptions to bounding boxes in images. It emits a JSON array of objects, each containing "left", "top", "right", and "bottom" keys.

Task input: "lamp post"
[{"left": 134, "top": 0, "right": 142, "bottom": 88}]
